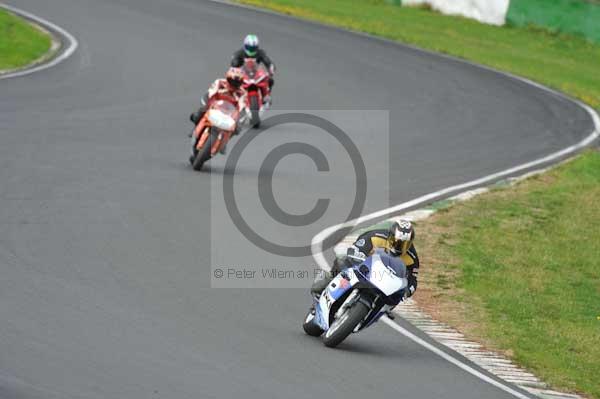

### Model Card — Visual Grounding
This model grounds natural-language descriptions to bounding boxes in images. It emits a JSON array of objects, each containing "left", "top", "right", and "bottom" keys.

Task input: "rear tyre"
[
  {"left": 192, "top": 128, "right": 217, "bottom": 171},
  {"left": 302, "top": 308, "right": 324, "bottom": 337},
  {"left": 250, "top": 95, "right": 260, "bottom": 128},
  {"left": 322, "top": 301, "right": 369, "bottom": 348}
]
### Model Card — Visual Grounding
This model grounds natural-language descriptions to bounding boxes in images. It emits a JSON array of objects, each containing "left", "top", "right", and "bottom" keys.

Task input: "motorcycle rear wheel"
[{"left": 322, "top": 301, "right": 369, "bottom": 348}]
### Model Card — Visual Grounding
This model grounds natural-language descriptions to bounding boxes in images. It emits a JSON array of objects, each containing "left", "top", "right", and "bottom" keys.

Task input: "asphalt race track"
[{"left": 0, "top": 1, "right": 595, "bottom": 398}]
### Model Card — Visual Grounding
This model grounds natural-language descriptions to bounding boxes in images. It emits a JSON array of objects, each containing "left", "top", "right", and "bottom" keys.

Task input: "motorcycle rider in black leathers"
[
  {"left": 231, "top": 34, "right": 275, "bottom": 104},
  {"left": 311, "top": 220, "right": 421, "bottom": 305}
]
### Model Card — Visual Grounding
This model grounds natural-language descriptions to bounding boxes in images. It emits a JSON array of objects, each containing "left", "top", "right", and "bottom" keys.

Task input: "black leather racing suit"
[{"left": 231, "top": 48, "right": 275, "bottom": 89}]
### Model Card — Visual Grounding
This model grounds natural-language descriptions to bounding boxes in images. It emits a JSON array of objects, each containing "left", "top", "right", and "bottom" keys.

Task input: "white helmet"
[
  {"left": 389, "top": 220, "right": 415, "bottom": 254},
  {"left": 244, "top": 34, "right": 259, "bottom": 57}
]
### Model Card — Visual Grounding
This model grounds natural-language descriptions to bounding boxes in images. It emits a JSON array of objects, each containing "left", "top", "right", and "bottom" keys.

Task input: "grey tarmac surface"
[{"left": 0, "top": 1, "right": 594, "bottom": 398}]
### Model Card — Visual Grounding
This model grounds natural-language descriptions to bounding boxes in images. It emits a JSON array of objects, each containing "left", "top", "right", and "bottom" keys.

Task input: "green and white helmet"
[{"left": 244, "top": 34, "right": 259, "bottom": 57}]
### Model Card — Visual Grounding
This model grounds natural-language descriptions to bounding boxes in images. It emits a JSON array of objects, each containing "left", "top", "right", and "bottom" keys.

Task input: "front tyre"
[
  {"left": 302, "top": 308, "right": 324, "bottom": 337},
  {"left": 249, "top": 95, "right": 260, "bottom": 128},
  {"left": 322, "top": 301, "right": 369, "bottom": 348},
  {"left": 192, "top": 128, "right": 217, "bottom": 171}
]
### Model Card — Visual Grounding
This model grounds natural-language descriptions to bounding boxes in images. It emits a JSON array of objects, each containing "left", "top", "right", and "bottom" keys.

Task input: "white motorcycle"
[{"left": 303, "top": 249, "right": 408, "bottom": 348}]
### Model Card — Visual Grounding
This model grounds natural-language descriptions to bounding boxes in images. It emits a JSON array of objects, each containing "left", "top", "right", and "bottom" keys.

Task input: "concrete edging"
[{"left": 0, "top": 3, "right": 78, "bottom": 79}]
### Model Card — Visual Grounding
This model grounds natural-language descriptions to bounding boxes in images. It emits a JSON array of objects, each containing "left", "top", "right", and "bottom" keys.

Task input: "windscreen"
[
  {"left": 212, "top": 99, "right": 237, "bottom": 115},
  {"left": 378, "top": 252, "right": 407, "bottom": 279}
]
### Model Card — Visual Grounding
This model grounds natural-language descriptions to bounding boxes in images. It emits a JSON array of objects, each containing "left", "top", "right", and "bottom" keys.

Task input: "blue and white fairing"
[
  {"left": 361, "top": 252, "right": 407, "bottom": 295},
  {"left": 314, "top": 251, "right": 408, "bottom": 331}
]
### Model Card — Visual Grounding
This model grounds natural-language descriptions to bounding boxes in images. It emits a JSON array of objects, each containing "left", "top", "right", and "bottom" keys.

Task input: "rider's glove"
[
  {"left": 346, "top": 245, "right": 367, "bottom": 263},
  {"left": 406, "top": 273, "right": 418, "bottom": 298}
]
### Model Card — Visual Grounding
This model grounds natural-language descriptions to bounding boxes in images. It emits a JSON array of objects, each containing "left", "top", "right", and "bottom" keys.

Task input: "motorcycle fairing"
[
  {"left": 313, "top": 252, "right": 407, "bottom": 333},
  {"left": 361, "top": 253, "right": 408, "bottom": 296},
  {"left": 314, "top": 272, "right": 359, "bottom": 331}
]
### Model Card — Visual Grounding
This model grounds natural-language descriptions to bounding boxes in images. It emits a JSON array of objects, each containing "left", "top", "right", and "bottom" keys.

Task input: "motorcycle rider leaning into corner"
[
  {"left": 189, "top": 67, "right": 247, "bottom": 155},
  {"left": 311, "top": 220, "right": 421, "bottom": 308},
  {"left": 231, "top": 34, "right": 275, "bottom": 105}
]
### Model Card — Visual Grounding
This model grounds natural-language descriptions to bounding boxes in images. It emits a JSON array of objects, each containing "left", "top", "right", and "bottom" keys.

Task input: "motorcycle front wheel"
[
  {"left": 192, "top": 128, "right": 217, "bottom": 171},
  {"left": 250, "top": 95, "right": 260, "bottom": 128},
  {"left": 302, "top": 308, "right": 324, "bottom": 337},
  {"left": 322, "top": 301, "right": 369, "bottom": 348}
]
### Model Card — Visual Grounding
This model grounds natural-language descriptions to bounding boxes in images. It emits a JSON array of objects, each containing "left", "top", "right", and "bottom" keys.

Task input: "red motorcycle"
[
  {"left": 189, "top": 96, "right": 240, "bottom": 171},
  {"left": 241, "top": 58, "right": 270, "bottom": 128}
]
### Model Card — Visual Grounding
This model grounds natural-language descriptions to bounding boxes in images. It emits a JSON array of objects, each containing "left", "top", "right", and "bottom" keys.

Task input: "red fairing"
[{"left": 241, "top": 58, "right": 270, "bottom": 107}]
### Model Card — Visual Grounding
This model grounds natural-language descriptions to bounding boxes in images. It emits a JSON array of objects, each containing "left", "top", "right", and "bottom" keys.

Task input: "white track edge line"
[
  {"left": 381, "top": 317, "right": 533, "bottom": 399},
  {"left": 0, "top": 3, "right": 78, "bottom": 80}
]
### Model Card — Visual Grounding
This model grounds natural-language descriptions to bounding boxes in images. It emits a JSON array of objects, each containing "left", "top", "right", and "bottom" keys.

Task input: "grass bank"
[
  {"left": 0, "top": 8, "right": 52, "bottom": 71},
  {"left": 507, "top": 0, "right": 600, "bottom": 44},
  {"left": 237, "top": 0, "right": 600, "bottom": 110},
  {"left": 416, "top": 151, "right": 600, "bottom": 398}
]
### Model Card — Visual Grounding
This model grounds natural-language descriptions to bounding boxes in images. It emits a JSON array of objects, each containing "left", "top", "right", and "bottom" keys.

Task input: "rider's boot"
[
  {"left": 190, "top": 100, "right": 208, "bottom": 125},
  {"left": 188, "top": 112, "right": 201, "bottom": 138},
  {"left": 383, "top": 305, "right": 397, "bottom": 320},
  {"left": 263, "top": 95, "right": 272, "bottom": 108},
  {"left": 190, "top": 94, "right": 209, "bottom": 126},
  {"left": 310, "top": 256, "right": 349, "bottom": 297},
  {"left": 310, "top": 272, "right": 333, "bottom": 298}
]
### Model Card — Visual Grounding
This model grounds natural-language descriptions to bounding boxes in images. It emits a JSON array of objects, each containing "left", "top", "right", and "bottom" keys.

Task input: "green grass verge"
[
  {"left": 0, "top": 8, "right": 52, "bottom": 71},
  {"left": 507, "top": 0, "right": 600, "bottom": 44},
  {"left": 236, "top": 0, "right": 600, "bottom": 110},
  {"left": 421, "top": 151, "right": 600, "bottom": 398}
]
